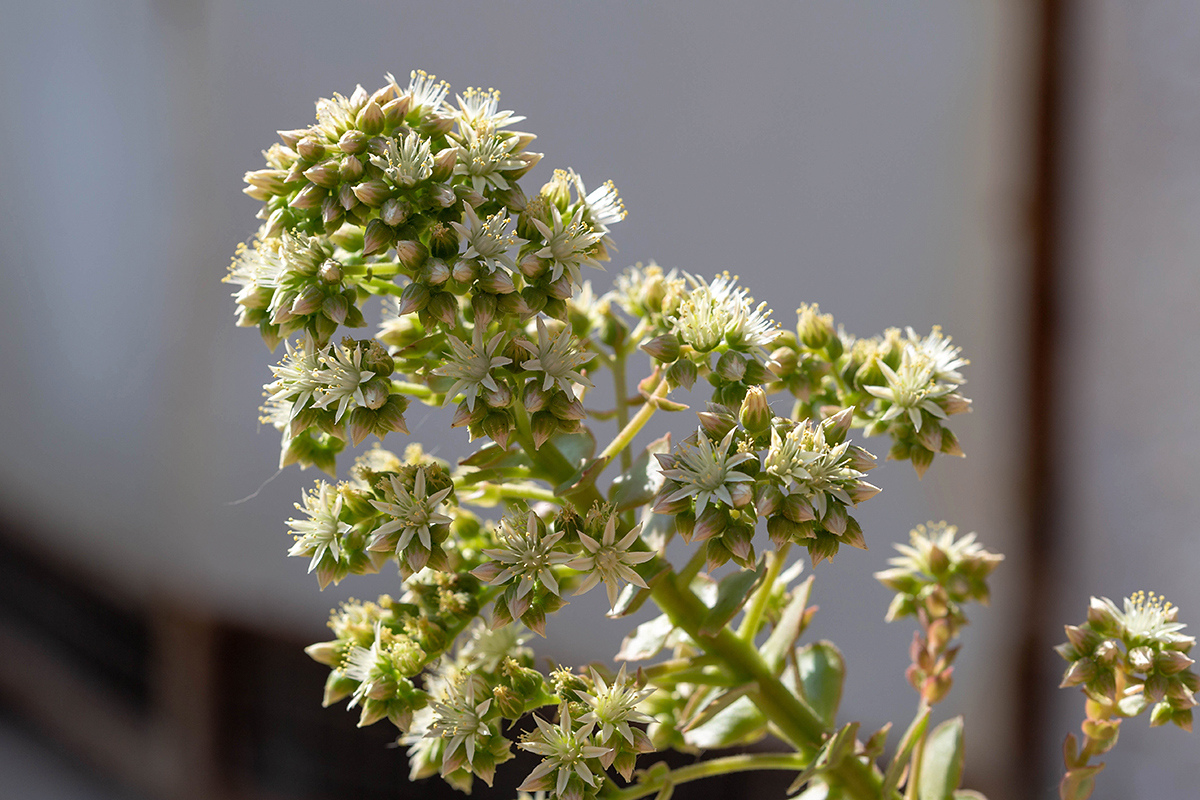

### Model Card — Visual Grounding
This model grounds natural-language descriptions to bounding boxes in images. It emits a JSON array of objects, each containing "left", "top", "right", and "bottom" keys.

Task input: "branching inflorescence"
[{"left": 227, "top": 70, "right": 1192, "bottom": 800}]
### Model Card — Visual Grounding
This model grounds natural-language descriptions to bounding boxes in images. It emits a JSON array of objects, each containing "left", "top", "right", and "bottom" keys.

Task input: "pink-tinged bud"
[
  {"left": 454, "top": 183, "right": 485, "bottom": 208},
  {"left": 693, "top": 505, "right": 728, "bottom": 543},
  {"left": 452, "top": 259, "right": 479, "bottom": 285},
  {"left": 496, "top": 291, "right": 532, "bottom": 320},
  {"left": 641, "top": 334, "right": 681, "bottom": 364},
  {"left": 519, "top": 253, "right": 547, "bottom": 279},
  {"left": 264, "top": 208, "right": 287, "bottom": 239},
  {"left": 303, "top": 160, "right": 341, "bottom": 189},
  {"left": 398, "top": 282, "right": 430, "bottom": 315},
  {"left": 822, "top": 503, "right": 847, "bottom": 536},
  {"left": 288, "top": 183, "right": 326, "bottom": 210},
  {"left": 339, "top": 155, "right": 364, "bottom": 182},
  {"left": 245, "top": 169, "right": 289, "bottom": 195},
  {"left": 667, "top": 359, "right": 698, "bottom": 391},
  {"left": 376, "top": 395, "right": 408, "bottom": 434},
  {"left": 847, "top": 481, "right": 881, "bottom": 505},
  {"left": 355, "top": 101, "right": 385, "bottom": 135},
  {"left": 739, "top": 387, "right": 771, "bottom": 434},
  {"left": 347, "top": 407, "right": 374, "bottom": 446},
  {"left": 278, "top": 128, "right": 309, "bottom": 148},
  {"left": 549, "top": 392, "right": 585, "bottom": 421},
  {"left": 290, "top": 285, "right": 323, "bottom": 316},
  {"left": 484, "top": 382, "right": 512, "bottom": 409},
  {"left": 380, "top": 198, "right": 410, "bottom": 227},
  {"left": 297, "top": 137, "right": 326, "bottom": 160},
  {"left": 715, "top": 351, "right": 747, "bottom": 382},
  {"left": 420, "top": 258, "right": 450, "bottom": 286},
  {"left": 353, "top": 178, "right": 390, "bottom": 207},
  {"left": 304, "top": 640, "right": 340, "bottom": 666},
  {"left": 427, "top": 292, "right": 458, "bottom": 325},
  {"left": 482, "top": 411, "right": 511, "bottom": 449},
  {"left": 321, "top": 293, "right": 348, "bottom": 324},
  {"left": 705, "top": 539, "right": 733, "bottom": 573},
  {"left": 673, "top": 510, "right": 695, "bottom": 542},
  {"left": 697, "top": 411, "right": 737, "bottom": 441},
  {"left": 756, "top": 484, "right": 783, "bottom": 517},
  {"left": 927, "top": 544, "right": 950, "bottom": 575},
  {"left": 320, "top": 195, "right": 343, "bottom": 227},
  {"left": 522, "top": 287, "right": 548, "bottom": 316},
  {"left": 381, "top": 95, "right": 411, "bottom": 127},
  {"left": 783, "top": 494, "right": 815, "bottom": 524},
  {"left": 361, "top": 376, "right": 390, "bottom": 410},
  {"left": 362, "top": 219, "right": 394, "bottom": 256},
  {"left": 546, "top": 275, "right": 573, "bottom": 301},
  {"left": 725, "top": 525, "right": 754, "bottom": 562},
  {"left": 471, "top": 293, "right": 497, "bottom": 327},
  {"left": 531, "top": 411, "right": 557, "bottom": 449},
  {"left": 821, "top": 407, "right": 854, "bottom": 446},
  {"left": 243, "top": 184, "right": 271, "bottom": 202},
  {"left": 651, "top": 491, "right": 691, "bottom": 516},
  {"left": 845, "top": 445, "right": 877, "bottom": 472},
  {"left": 337, "top": 182, "right": 358, "bottom": 211},
  {"left": 471, "top": 561, "right": 504, "bottom": 583},
  {"left": 477, "top": 269, "right": 516, "bottom": 295},
  {"left": 338, "top": 129, "right": 368, "bottom": 155},
  {"left": 522, "top": 381, "right": 551, "bottom": 413},
  {"left": 1158, "top": 650, "right": 1196, "bottom": 675},
  {"left": 729, "top": 482, "right": 754, "bottom": 509},
  {"left": 452, "top": 400, "right": 485, "bottom": 428},
  {"left": 421, "top": 113, "right": 455, "bottom": 137},
  {"left": 509, "top": 150, "right": 543, "bottom": 179},
  {"left": 431, "top": 146, "right": 458, "bottom": 182},
  {"left": 394, "top": 240, "right": 428, "bottom": 271},
  {"left": 430, "top": 184, "right": 456, "bottom": 208}
]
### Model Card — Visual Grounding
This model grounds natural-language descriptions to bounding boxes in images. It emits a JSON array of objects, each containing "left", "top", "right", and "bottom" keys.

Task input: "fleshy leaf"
[
  {"left": 611, "top": 433, "right": 671, "bottom": 511},
  {"left": 918, "top": 716, "right": 965, "bottom": 800},
  {"left": 761, "top": 575, "right": 815, "bottom": 675},
  {"left": 616, "top": 614, "right": 674, "bottom": 661},
  {"left": 795, "top": 641, "right": 845, "bottom": 728}
]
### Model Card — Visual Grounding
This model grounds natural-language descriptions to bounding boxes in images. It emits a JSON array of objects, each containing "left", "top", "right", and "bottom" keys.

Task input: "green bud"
[
  {"left": 380, "top": 197, "right": 410, "bottom": 227},
  {"left": 339, "top": 129, "right": 369, "bottom": 154},
  {"left": 797, "top": 303, "right": 834, "bottom": 350},
  {"left": 641, "top": 334, "right": 681, "bottom": 364},
  {"left": 297, "top": 136, "right": 326, "bottom": 160},
  {"left": 667, "top": 358, "right": 698, "bottom": 391},
  {"left": 471, "top": 292, "right": 497, "bottom": 327},
  {"left": 362, "top": 219, "right": 394, "bottom": 256},
  {"left": 739, "top": 387, "right": 771, "bottom": 434},
  {"left": 398, "top": 282, "right": 430, "bottom": 315},
  {"left": 427, "top": 291, "right": 458, "bottom": 325},
  {"left": 352, "top": 178, "right": 390, "bottom": 207},
  {"left": 715, "top": 351, "right": 747, "bottom": 382},
  {"left": 356, "top": 100, "right": 385, "bottom": 135},
  {"left": 431, "top": 146, "right": 458, "bottom": 182},
  {"left": 428, "top": 222, "right": 459, "bottom": 259}
]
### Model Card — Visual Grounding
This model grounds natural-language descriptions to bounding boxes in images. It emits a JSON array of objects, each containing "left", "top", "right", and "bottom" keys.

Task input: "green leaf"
[
  {"left": 761, "top": 576, "right": 815, "bottom": 675},
  {"left": 682, "top": 694, "right": 767, "bottom": 749},
  {"left": 616, "top": 614, "right": 674, "bottom": 661},
  {"left": 681, "top": 683, "right": 755, "bottom": 732},
  {"left": 698, "top": 556, "right": 766, "bottom": 636},
  {"left": 952, "top": 792, "right": 989, "bottom": 800},
  {"left": 1059, "top": 765, "right": 1103, "bottom": 800},
  {"left": 640, "top": 511, "right": 676, "bottom": 552},
  {"left": 551, "top": 430, "right": 595, "bottom": 465},
  {"left": 882, "top": 706, "right": 931, "bottom": 798},
  {"left": 795, "top": 641, "right": 845, "bottom": 728},
  {"left": 610, "top": 433, "right": 671, "bottom": 511},
  {"left": 918, "top": 716, "right": 965, "bottom": 800}
]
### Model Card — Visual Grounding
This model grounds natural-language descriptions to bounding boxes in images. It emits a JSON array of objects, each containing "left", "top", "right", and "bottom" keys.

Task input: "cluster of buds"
[
  {"left": 875, "top": 522, "right": 1003, "bottom": 705},
  {"left": 653, "top": 401, "right": 881, "bottom": 570},
  {"left": 1058, "top": 592, "right": 1197, "bottom": 730},
  {"left": 261, "top": 336, "right": 408, "bottom": 473},
  {"left": 767, "top": 308, "right": 973, "bottom": 477}
]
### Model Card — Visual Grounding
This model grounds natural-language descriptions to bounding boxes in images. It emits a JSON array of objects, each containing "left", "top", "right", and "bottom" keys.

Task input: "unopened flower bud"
[
  {"left": 356, "top": 101, "right": 385, "bottom": 135},
  {"left": 352, "top": 178, "right": 390, "bottom": 207},
  {"left": 380, "top": 198, "right": 410, "bottom": 227},
  {"left": 530, "top": 410, "right": 557, "bottom": 449},
  {"left": 277, "top": 128, "right": 308, "bottom": 149},
  {"left": 304, "top": 160, "right": 341, "bottom": 189},
  {"left": 244, "top": 168, "right": 289, "bottom": 195},
  {"left": 338, "top": 154, "right": 364, "bottom": 183},
  {"left": 317, "top": 259, "right": 343, "bottom": 285},
  {"left": 739, "top": 387, "right": 771, "bottom": 434},
  {"left": 482, "top": 411, "right": 512, "bottom": 449},
  {"left": 546, "top": 275, "right": 573, "bottom": 302},
  {"left": 419, "top": 258, "right": 450, "bottom": 286},
  {"left": 289, "top": 183, "right": 325, "bottom": 210},
  {"left": 427, "top": 292, "right": 458, "bottom": 325},
  {"left": 451, "top": 400, "right": 486, "bottom": 428},
  {"left": 452, "top": 259, "right": 480, "bottom": 284},
  {"left": 797, "top": 303, "right": 834, "bottom": 350},
  {"left": 523, "top": 381, "right": 552, "bottom": 413},
  {"left": 398, "top": 282, "right": 430, "bottom": 315},
  {"left": 756, "top": 484, "right": 783, "bottom": 518},
  {"left": 477, "top": 269, "right": 516, "bottom": 295},
  {"left": 470, "top": 292, "right": 497, "bottom": 327},
  {"left": 362, "top": 219, "right": 394, "bottom": 256},
  {"left": 320, "top": 194, "right": 343, "bottom": 227},
  {"left": 549, "top": 392, "right": 585, "bottom": 421},
  {"left": 714, "top": 354, "right": 748, "bottom": 387},
  {"left": 783, "top": 494, "right": 815, "bottom": 524},
  {"left": 522, "top": 287, "right": 548, "bottom": 316},
  {"left": 693, "top": 505, "right": 728, "bottom": 542},
  {"left": 339, "top": 129, "right": 368, "bottom": 154},
  {"left": 642, "top": 334, "right": 681, "bottom": 364},
  {"left": 667, "top": 359, "right": 698, "bottom": 391},
  {"left": 360, "top": 376, "right": 390, "bottom": 410},
  {"left": 304, "top": 640, "right": 340, "bottom": 666},
  {"left": 430, "top": 184, "right": 456, "bottom": 208},
  {"left": 697, "top": 410, "right": 737, "bottom": 441},
  {"left": 1129, "top": 646, "right": 1155, "bottom": 673},
  {"left": 337, "top": 183, "right": 358, "bottom": 211},
  {"left": 431, "top": 146, "right": 458, "bottom": 182},
  {"left": 290, "top": 285, "right": 323, "bottom": 316},
  {"left": 395, "top": 240, "right": 428, "bottom": 271},
  {"left": 427, "top": 222, "right": 459, "bottom": 259},
  {"left": 484, "top": 382, "right": 512, "bottom": 409},
  {"left": 381, "top": 95, "right": 411, "bottom": 127},
  {"left": 297, "top": 137, "right": 326, "bottom": 160}
]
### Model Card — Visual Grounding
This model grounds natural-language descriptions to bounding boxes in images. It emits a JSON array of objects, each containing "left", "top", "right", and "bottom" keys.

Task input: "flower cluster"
[{"left": 1058, "top": 592, "right": 1196, "bottom": 730}]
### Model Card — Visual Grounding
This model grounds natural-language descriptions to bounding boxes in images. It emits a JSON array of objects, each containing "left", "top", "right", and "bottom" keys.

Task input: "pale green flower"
[
  {"left": 286, "top": 480, "right": 350, "bottom": 573},
  {"left": 1099, "top": 592, "right": 1190, "bottom": 648},
  {"left": 532, "top": 204, "right": 604, "bottom": 285},
  {"left": 458, "top": 620, "right": 533, "bottom": 674},
  {"left": 570, "top": 170, "right": 627, "bottom": 230},
  {"left": 568, "top": 517, "right": 654, "bottom": 609},
  {"left": 427, "top": 677, "right": 496, "bottom": 776},
  {"left": 577, "top": 665, "right": 653, "bottom": 745},
  {"left": 864, "top": 349, "right": 951, "bottom": 431},
  {"left": 764, "top": 420, "right": 875, "bottom": 519},
  {"left": 518, "top": 703, "right": 612, "bottom": 798},
  {"left": 451, "top": 204, "right": 524, "bottom": 273},
  {"left": 367, "top": 467, "right": 453, "bottom": 555},
  {"left": 310, "top": 339, "right": 375, "bottom": 422},
  {"left": 453, "top": 122, "right": 523, "bottom": 194},
  {"left": 313, "top": 90, "right": 361, "bottom": 138},
  {"left": 343, "top": 622, "right": 424, "bottom": 707},
  {"left": 671, "top": 272, "right": 777, "bottom": 352},
  {"left": 660, "top": 427, "right": 756, "bottom": 517},
  {"left": 431, "top": 327, "right": 512, "bottom": 408},
  {"left": 906, "top": 326, "right": 968, "bottom": 385},
  {"left": 224, "top": 238, "right": 284, "bottom": 320},
  {"left": 391, "top": 69, "right": 449, "bottom": 117},
  {"left": 265, "top": 335, "right": 325, "bottom": 418},
  {"left": 370, "top": 131, "right": 434, "bottom": 186},
  {"left": 451, "top": 87, "right": 525, "bottom": 131},
  {"left": 519, "top": 318, "right": 594, "bottom": 400},
  {"left": 480, "top": 511, "right": 573, "bottom": 609}
]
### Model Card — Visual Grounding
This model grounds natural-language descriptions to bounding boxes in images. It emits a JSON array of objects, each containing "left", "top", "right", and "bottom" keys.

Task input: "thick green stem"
[
  {"left": 737, "top": 542, "right": 791, "bottom": 640},
  {"left": 649, "top": 574, "right": 886, "bottom": 800},
  {"left": 603, "top": 753, "right": 810, "bottom": 800},
  {"left": 612, "top": 349, "right": 632, "bottom": 471},
  {"left": 453, "top": 479, "right": 560, "bottom": 505},
  {"left": 903, "top": 699, "right": 931, "bottom": 800}
]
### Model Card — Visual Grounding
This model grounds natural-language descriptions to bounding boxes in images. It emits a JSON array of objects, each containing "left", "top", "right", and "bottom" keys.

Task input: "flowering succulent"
[{"left": 226, "top": 70, "right": 1187, "bottom": 800}]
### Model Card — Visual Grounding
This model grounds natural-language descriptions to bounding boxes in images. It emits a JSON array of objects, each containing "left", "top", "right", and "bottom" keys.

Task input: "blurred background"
[{"left": 0, "top": 1, "right": 1197, "bottom": 798}]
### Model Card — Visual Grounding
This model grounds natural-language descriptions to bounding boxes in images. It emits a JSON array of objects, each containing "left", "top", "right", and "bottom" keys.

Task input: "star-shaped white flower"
[
  {"left": 478, "top": 512, "right": 572, "bottom": 616},
  {"left": 519, "top": 318, "right": 594, "bottom": 401},
  {"left": 518, "top": 703, "right": 612, "bottom": 797},
  {"left": 431, "top": 327, "right": 511, "bottom": 409},
  {"left": 450, "top": 204, "right": 524, "bottom": 274},
  {"left": 568, "top": 517, "right": 654, "bottom": 610},
  {"left": 367, "top": 468, "right": 453, "bottom": 562},
  {"left": 532, "top": 204, "right": 604, "bottom": 286},
  {"left": 660, "top": 427, "right": 756, "bottom": 517},
  {"left": 286, "top": 481, "right": 351, "bottom": 577}
]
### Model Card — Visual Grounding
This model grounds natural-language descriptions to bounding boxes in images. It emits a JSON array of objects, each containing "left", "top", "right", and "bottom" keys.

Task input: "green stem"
[
  {"left": 603, "top": 753, "right": 810, "bottom": 800},
  {"left": 737, "top": 542, "right": 791, "bottom": 640},
  {"left": 648, "top": 574, "right": 886, "bottom": 800},
  {"left": 512, "top": 404, "right": 605, "bottom": 508},
  {"left": 342, "top": 261, "right": 406, "bottom": 278},
  {"left": 597, "top": 373, "right": 668, "bottom": 464},
  {"left": 903, "top": 699, "right": 931, "bottom": 800},
  {"left": 453, "top": 479, "right": 560, "bottom": 505},
  {"left": 612, "top": 349, "right": 632, "bottom": 471}
]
